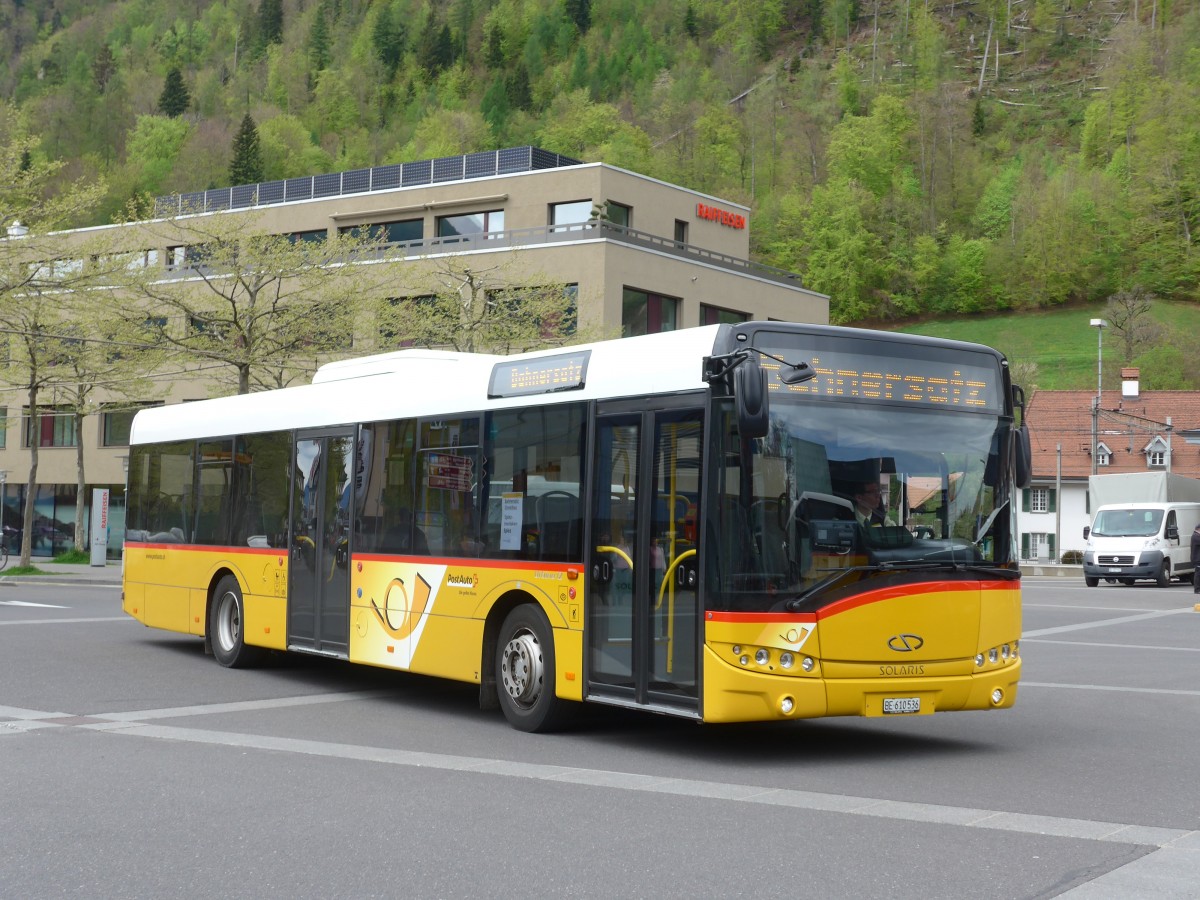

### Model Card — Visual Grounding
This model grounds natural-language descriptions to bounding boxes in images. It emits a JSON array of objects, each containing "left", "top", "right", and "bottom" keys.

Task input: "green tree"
[
  {"left": 565, "top": 0, "right": 591, "bottom": 34},
  {"left": 158, "top": 67, "right": 191, "bottom": 118},
  {"left": 372, "top": 1, "right": 407, "bottom": 76},
  {"left": 126, "top": 213, "right": 397, "bottom": 394},
  {"left": 92, "top": 44, "right": 117, "bottom": 92},
  {"left": 229, "top": 113, "right": 263, "bottom": 185},
  {"left": 257, "top": 0, "right": 284, "bottom": 50},
  {"left": 308, "top": 3, "right": 331, "bottom": 73},
  {"left": 0, "top": 104, "right": 113, "bottom": 565},
  {"left": 378, "top": 256, "right": 600, "bottom": 354}
]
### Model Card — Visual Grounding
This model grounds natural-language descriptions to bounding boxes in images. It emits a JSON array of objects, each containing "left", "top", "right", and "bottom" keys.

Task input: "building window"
[
  {"left": 288, "top": 229, "right": 328, "bottom": 244},
  {"left": 437, "top": 210, "right": 504, "bottom": 239},
  {"left": 700, "top": 304, "right": 749, "bottom": 326},
  {"left": 622, "top": 288, "right": 678, "bottom": 337},
  {"left": 604, "top": 201, "right": 631, "bottom": 228},
  {"left": 1096, "top": 443, "right": 1111, "bottom": 467},
  {"left": 1148, "top": 450, "right": 1165, "bottom": 467},
  {"left": 102, "top": 404, "right": 159, "bottom": 447},
  {"left": 674, "top": 219, "right": 688, "bottom": 245},
  {"left": 339, "top": 219, "right": 422, "bottom": 244},
  {"left": 550, "top": 201, "right": 592, "bottom": 231},
  {"left": 24, "top": 407, "right": 77, "bottom": 448},
  {"left": 1023, "top": 487, "right": 1055, "bottom": 514},
  {"left": 0, "top": 407, "right": 6, "bottom": 449},
  {"left": 380, "top": 295, "right": 438, "bottom": 347}
]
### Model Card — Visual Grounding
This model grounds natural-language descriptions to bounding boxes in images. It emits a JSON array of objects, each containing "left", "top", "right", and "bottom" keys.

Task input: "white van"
[{"left": 1083, "top": 502, "right": 1200, "bottom": 587}]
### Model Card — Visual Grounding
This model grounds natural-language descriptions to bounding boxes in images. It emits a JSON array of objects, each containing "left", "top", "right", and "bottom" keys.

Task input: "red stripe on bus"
[
  {"left": 707, "top": 580, "right": 1018, "bottom": 623},
  {"left": 124, "top": 541, "right": 283, "bottom": 556}
]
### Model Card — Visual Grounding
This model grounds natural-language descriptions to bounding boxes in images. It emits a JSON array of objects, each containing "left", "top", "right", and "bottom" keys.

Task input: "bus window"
[
  {"left": 354, "top": 420, "right": 421, "bottom": 554},
  {"left": 194, "top": 439, "right": 233, "bottom": 545},
  {"left": 484, "top": 403, "right": 586, "bottom": 561},
  {"left": 416, "top": 417, "right": 480, "bottom": 556},
  {"left": 126, "top": 440, "right": 194, "bottom": 544},
  {"left": 230, "top": 431, "right": 291, "bottom": 548}
]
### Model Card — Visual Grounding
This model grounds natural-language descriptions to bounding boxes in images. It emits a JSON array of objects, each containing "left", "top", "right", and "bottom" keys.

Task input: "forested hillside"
[{"left": 2, "top": 0, "right": 1197, "bottom": 325}]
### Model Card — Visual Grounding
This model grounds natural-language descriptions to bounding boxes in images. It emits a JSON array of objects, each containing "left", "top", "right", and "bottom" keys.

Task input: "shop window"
[{"left": 700, "top": 304, "right": 749, "bottom": 326}]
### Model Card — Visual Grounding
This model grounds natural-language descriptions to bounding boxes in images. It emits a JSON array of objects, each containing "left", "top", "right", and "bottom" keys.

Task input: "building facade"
[
  {"left": 1018, "top": 369, "right": 1200, "bottom": 563},
  {"left": 0, "top": 147, "right": 828, "bottom": 557}
]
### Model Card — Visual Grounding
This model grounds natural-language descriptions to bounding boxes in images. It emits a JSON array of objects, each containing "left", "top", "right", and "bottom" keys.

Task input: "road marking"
[
  {"left": 1021, "top": 681, "right": 1200, "bottom": 698},
  {"left": 1024, "top": 638, "right": 1200, "bottom": 653},
  {"left": 0, "top": 616, "right": 130, "bottom": 627},
  {"left": 1024, "top": 607, "right": 1194, "bottom": 638},
  {"left": 0, "top": 599, "right": 69, "bottom": 608},
  {"left": 3, "top": 695, "right": 1196, "bottom": 856}
]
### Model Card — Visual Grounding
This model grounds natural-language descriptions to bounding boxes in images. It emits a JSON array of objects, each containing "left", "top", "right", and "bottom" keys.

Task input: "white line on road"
[
  {"left": 0, "top": 599, "right": 69, "bottom": 608},
  {"left": 3, "top": 693, "right": 1197, "bottom": 859},
  {"left": 1024, "top": 607, "right": 1194, "bottom": 638},
  {"left": 1021, "top": 681, "right": 1200, "bottom": 698},
  {"left": 1023, "top": 638, "right": 1200, "bottom": 653},
  {"left": 0, "top": 616, "right": 130, "bottom": 626}
]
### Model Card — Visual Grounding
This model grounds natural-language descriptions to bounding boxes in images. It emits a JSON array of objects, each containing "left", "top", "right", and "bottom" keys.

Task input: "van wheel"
[
  {"left": 1155, "top": 561, "right": 1171, "bottom": 588},
  {"left": 1084, "top": 576, "right": 1099, "bottom": 587}
]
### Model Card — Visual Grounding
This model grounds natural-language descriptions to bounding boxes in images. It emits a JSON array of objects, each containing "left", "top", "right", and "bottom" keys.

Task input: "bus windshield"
[{"left": 707, "top": 397, "right": 1015, "bottom": 612}]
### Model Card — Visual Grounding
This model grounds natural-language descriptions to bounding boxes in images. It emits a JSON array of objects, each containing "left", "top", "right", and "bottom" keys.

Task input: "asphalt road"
[{"left": 2, "top": 576, "right": 1198, "bottom": 899}]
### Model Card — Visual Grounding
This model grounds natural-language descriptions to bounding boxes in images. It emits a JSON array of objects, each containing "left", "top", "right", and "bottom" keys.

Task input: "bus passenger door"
[
  {"left": 588, "top": 405, "right": 702, "bottom": 713},
  {"left": 289, "top": 429, "right": 355, "bottom": 656}
]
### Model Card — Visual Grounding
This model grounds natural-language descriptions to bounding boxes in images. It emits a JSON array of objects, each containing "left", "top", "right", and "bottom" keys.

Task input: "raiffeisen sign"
[{"left": 696, "top": 202, "right": 747, "bottom": 229}]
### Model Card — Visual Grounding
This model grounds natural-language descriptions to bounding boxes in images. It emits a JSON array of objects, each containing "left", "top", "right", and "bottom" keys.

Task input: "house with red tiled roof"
[{"left": 1019, "top": 368, "right": 1200, "bottom": 561}]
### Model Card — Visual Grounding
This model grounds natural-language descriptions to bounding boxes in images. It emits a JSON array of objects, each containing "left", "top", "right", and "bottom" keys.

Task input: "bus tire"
[
  {"left": 209, "top": 575, "right": 264, "bottom": 668},
  {"left": 1155, "top": 561, "right": 1171, "bottom": 588},
  {"left": 496, "top": 605, "right": 570, "bottom": 733},
  {"left": 1084, "top": 576, "right": 1099, "bottom": 587}
]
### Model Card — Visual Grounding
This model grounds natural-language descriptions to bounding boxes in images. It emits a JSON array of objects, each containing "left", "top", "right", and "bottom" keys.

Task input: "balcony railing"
[{"left": 161, "top": 220, "right": 806, "bottom": 289}]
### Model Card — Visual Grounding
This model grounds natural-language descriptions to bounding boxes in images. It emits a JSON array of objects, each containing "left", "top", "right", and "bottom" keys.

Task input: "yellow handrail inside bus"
[
  {"left": 657, "top": 548, "right": 696, "bottom": 675},
  {"left": 595, "top": 545, "right": 633, "bottom": 569}
]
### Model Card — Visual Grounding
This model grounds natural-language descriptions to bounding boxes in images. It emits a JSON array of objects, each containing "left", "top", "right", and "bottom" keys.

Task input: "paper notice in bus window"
[{"left": 500, "top": 493, "right": 523, "bottom": 550}]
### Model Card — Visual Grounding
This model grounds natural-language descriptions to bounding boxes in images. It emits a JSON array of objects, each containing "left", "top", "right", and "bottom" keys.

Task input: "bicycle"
[{"left": 0, "top": 533, "right": 8, "bottom": 570}]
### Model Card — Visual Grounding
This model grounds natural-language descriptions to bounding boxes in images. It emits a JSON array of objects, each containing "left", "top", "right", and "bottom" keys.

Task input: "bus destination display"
[
  {"left": 489, "top": 350, "right": 591, "bottom": 398},
  {"left": 762, "top": 344, "right": 1000, "bottom": 410}
]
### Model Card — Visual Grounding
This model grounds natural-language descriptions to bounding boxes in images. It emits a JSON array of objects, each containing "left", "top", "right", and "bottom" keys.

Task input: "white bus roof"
[{"left": 129, "top": 326, "right": 728, "bottom": 445}]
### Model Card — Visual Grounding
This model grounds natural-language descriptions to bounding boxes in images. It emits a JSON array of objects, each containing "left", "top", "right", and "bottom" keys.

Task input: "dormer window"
[
  {"left": 1143, "top": 435, "right": 1169, "bottom": 468},
  {"left": 1096, "top": 442, "right": 1112, "bottom": 467}
]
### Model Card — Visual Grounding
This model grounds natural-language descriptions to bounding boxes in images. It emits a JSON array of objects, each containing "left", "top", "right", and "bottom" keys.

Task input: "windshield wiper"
[{"left": 974, "top": 499, "right": 1009, "bottom": 544}]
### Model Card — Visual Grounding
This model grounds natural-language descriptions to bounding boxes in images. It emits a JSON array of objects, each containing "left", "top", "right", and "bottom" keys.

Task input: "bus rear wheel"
[
  {"left": 496, "top": 605, "right": 569, "bottom": 733},
  {"left": 209, "top": 575, "right": 264, "bottom": 668}
]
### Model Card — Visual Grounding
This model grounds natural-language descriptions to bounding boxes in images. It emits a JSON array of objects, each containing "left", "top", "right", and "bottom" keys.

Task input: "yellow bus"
[{"left": 123, "top": 323, "right": 1030, "bottom": 731}]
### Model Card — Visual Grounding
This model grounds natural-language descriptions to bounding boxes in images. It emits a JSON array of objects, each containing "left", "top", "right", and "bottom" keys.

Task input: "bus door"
[
  {"left": 588, "top": 403, "right": 703, "bottom": 713},
  {"left": 289, "top": 429, "right": 355, "bottom": 656}
]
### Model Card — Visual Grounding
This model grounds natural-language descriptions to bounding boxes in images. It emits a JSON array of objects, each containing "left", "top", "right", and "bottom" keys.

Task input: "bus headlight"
[
  {"left": 779, "top": 652, "right": 795, "bottom": 670},
  {"left": 739, "top": 655, "right": 749, "bottom": 666},
  {"left": 989, "top": 648, "right": 999, "bottom": 664},
  {"left": 755, "top": 648, "right": 770, "bottom": 666},
  {"left": 975, "top": 653, "right": 985, "bottom": 667},
  {"left": 780, "top": 696, "right": 795, "bottom": 715},
  {"left": 801, "top": 657, "right": 815, "bottom": 672},
  {"left": 991, "top": 688, "right": 1004, "bottom": 705}
]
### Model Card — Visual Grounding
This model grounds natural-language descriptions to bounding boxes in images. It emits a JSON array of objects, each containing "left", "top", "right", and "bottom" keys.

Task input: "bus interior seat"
[{"left": 536, "top": 490, "right": 579, "bottom": 560}]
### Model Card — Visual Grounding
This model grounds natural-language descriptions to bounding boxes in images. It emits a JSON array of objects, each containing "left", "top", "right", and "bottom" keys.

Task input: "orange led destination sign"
[
  {"left": 759, "top": 339, "right": 1002, "bottom": 411},
  {"left": 489, "top": 350, "right": 591, "bottom": 398}
]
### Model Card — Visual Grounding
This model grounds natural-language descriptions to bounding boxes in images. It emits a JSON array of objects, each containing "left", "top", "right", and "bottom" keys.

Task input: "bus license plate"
[{"left": 883, "top": 697, "right": 920, "bottom": 715}]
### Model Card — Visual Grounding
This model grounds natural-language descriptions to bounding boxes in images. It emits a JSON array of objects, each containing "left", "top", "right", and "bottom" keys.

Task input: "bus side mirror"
[
  {"left": 1083, "top": 525, "right": 1090, "bottom": 540},
  {"left": 735, "top": 355, "right": 769, "bottom": 439},
  {"left": 1014, "top": 423, "right": 1032, "bottom": 489}
]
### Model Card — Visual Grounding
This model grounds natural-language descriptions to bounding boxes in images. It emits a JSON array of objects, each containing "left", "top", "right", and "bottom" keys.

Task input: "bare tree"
[{"left": 1104, "top": 286, "right": 1161, "bottom": 366}]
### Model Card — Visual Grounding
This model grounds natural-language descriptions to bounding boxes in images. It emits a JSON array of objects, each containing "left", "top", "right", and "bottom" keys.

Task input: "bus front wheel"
[
  {"left": 209, "top": 575, "right": 264, "bottom": 668},
  {"left": 496, "top": 605, "right": 569, "bottom": 733}
]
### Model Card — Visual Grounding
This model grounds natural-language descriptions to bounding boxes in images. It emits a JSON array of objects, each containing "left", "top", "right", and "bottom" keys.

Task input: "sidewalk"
[{"left": 0, "top": 560, "right": 122, "bottom": 586}]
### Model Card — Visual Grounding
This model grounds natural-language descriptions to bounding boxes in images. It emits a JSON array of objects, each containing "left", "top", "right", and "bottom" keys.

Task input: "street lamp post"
[{"left": 1090, "top": 318, "right": 1107, "bottom": 477}]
